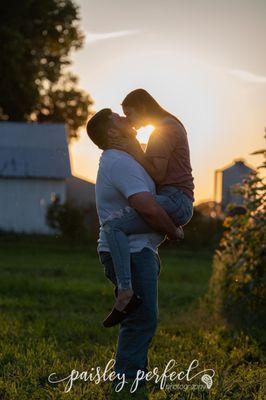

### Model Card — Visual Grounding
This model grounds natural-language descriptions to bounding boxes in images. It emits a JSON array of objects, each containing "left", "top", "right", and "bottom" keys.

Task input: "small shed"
[
  {"left": 66, "top": 175, "right": 95, "bottom": 209},
  {"left": 0, "top": 122, "right": 71, "bottom": 233},
  {"left": 214, "top": 159, "right": 255, "bottom": 211}
]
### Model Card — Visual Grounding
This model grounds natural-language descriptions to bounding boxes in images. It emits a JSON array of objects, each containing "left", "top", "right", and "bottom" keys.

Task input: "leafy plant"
[
  {"left": 209, "top": 142, "right": 266, "bottom": 329},
  {"left": 46, "top": 195, "right": 88, "bottom": 241}
]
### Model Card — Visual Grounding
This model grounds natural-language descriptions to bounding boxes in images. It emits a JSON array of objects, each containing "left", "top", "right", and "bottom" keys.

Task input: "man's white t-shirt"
[{"left": 96, "top": 149, "right": 164, "bottom": 253}]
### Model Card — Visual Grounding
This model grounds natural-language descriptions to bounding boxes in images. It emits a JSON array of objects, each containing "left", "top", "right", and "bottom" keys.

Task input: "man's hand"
[{"left": 167, "top": 226, "right": 184, "bottom": 241}]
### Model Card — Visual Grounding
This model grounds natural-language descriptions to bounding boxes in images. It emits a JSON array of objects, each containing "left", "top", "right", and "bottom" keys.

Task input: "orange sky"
[{"left": 69, "top": 0, "right": 266, "bottom": 204}]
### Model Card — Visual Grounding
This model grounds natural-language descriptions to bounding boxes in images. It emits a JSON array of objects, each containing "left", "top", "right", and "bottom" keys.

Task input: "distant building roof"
[
  {"left": 0, "top": 122, "right": 71, "bottom": 179},
  {"left": 217, "top": 159, "right": 255, "bottom": 174},
  {"left": 66, "top": 175, "right": 95, "bottom": 207}
]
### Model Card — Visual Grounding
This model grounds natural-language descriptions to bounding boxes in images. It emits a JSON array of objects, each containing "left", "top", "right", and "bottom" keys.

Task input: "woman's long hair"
[{"left": 122, "top": 88, "right": 183, "bottom": 126}]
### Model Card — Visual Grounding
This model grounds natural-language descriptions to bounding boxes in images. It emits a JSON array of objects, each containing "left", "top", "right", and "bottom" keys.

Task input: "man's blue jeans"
[
  {"left": 99, "top": 248, "right": 160, "bottom": 380},
  {"left": 103, "top": 186, "right": 193, "bottom": 290}
]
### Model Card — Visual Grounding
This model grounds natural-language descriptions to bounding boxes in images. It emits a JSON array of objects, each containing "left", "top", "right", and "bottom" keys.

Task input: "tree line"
[{"left": 0, "top": 0, "right": 93, "bottom": 139}]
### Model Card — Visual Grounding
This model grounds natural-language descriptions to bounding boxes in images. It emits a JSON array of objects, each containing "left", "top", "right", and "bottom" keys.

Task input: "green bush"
[
  {"left": 46, "top": 196, "right": 88, "bottom": 241},
  {"left": 183, "top": 209, "right": 223, "bottom": 249},
  {"left": 209, "top": 146, "right": 266, "bottom": 329}
]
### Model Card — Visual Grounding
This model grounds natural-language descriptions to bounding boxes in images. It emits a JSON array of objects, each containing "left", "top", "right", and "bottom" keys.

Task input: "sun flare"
[{"left": 136, "top": 125, "right": 154, "bottom": 144}]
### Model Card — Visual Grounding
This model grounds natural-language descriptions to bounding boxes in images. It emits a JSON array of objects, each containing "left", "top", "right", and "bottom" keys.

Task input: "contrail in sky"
[
  {"left": 85, "top": 30, "right": 140, "bottom": 44},
  {"left": 229, "top": 69, "right": 266, "bottom": 83}
]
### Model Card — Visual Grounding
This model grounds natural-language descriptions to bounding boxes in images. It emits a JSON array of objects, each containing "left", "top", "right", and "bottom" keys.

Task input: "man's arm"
[
  {"left": 110, "top": 157, "right": 179, "bottom": 240},
  {"left": 128, "top": 192, "right": 178, "bottom": 240}
]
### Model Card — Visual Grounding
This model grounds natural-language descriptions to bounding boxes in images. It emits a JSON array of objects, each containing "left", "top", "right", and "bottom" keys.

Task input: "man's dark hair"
[{"left": 86, "top": 108, "right": 112, "bottom": 150}]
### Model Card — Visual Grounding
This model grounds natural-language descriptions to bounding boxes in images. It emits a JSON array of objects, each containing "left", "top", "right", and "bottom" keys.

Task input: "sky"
[{"left": 69, "top": 0, "right": 266, "bottom": 203}]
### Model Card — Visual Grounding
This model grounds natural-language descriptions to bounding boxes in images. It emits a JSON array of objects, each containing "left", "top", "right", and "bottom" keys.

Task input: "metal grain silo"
[{"left": 214, "top": 159, "right": 255, "bottom": 211}]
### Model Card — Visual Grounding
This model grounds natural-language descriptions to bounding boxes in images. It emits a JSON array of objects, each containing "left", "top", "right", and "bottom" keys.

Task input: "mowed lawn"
[{"left": 0, "top": 238, "right": 264, "bottom": 400}]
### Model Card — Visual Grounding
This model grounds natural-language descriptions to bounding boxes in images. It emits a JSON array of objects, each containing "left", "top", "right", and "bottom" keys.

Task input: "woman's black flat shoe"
[{"left": 103, "top": 294, "right": 142, "bottom": 328}]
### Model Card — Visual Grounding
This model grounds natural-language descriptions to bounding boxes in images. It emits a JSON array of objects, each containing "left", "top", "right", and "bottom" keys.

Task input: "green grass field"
[{"left": 0, "top": 238, "right": 265, "bottom": 399}]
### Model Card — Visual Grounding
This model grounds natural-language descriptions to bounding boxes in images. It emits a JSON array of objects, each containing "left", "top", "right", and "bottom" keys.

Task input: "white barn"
[{"left": 0, "top": 122, "right": 71, "bottom": 234}]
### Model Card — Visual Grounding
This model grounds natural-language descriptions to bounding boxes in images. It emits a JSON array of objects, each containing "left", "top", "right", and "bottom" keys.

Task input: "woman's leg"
[
  {"left": 102, "top": 191, "right": 192, "bottom": 321},
  {"left": 157, "top": 187, "right": 194, "bottom": 227},
  {"left": 104, "top": 189, "right": 193, "bottom": 295},
  {"left": 102, "top": 209, "right": 156, "bottom": 324},
  {"left": 102, "top": 194, "right": 180, "bottom": 293},
  {"left": 102, "top": 208, "right": 153, "bottom": 293}
]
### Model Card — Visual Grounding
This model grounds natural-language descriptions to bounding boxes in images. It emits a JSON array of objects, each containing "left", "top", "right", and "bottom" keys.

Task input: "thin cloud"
[
  {"left": 85, "top": 30, "right": 140, "bottom": 44},
  {"left": 229, "top": 69, "right": 266, "bottom": 83}
]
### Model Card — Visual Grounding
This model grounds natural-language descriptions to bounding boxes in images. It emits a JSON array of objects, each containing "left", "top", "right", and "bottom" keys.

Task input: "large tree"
[{"left": 0, "top": 0, "right": 93, "bottom": 139}]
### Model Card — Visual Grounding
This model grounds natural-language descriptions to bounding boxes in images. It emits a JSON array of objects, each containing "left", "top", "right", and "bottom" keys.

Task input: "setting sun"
[{"left": 136, "top": 125, "right": 154, "bottom": 144}]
